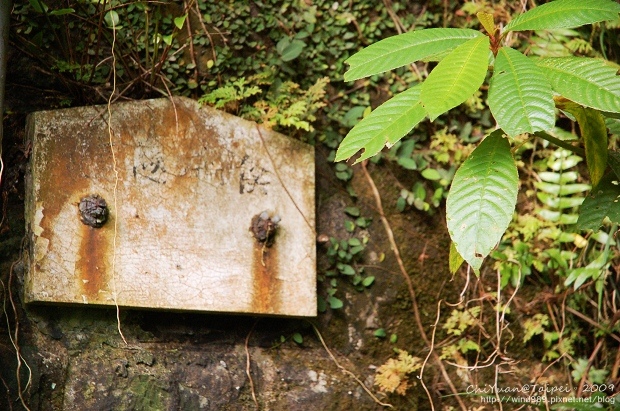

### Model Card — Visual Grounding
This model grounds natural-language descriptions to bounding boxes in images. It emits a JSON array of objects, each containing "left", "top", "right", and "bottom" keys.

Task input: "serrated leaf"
[
  {"left": 344, "top": 28, "right": 482, "bottom": 81},
  {"left": 504, "top": 0, "right": 620, "bottom": 32},
  {"left": 488, "top": 47, "right": 555, "bottom": 137},
  {"left": 420, "top": 36, "right": 490, "bottom": 121},
  {"left": 576, "top": 172, "right": 620, "bottom": 230},
  {"left": 335, "top": 85, "right": 426, "bottom": 162},
  {"left": 449, "top": 241, "right": 464, "bottom": 274},
  {"left": 538, "top": 57, "right": 620, "bottom": 113},
  {"left": 556, "top": 101, "right": 608, "bottom": 186},
  {"left": 446, "top": 130, "right": 518, "bottom": 271}
]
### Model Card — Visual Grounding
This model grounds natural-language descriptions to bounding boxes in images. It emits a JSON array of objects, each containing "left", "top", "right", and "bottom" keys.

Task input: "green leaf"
[
  {"left": 488, "top": 47, "right": 555, "bottom": 137},
  {"left": 538, "top": 171, "right": 579, "bottom": 184},
  {"left": 162, "top": 34, "right": 173, "bottom": 46},
  {"left": 421, "top": 168, "right": 441, "bottom": 180},
  {"left": 504, "top": 0, "right": 620, "bottom": 32},
  {"left": 397, "top": 157, "right": 417, "bottom": 170},
  {"left": 344, "top": 28, "right": 482, "bottom": 81},
  {"left": 292, "top": 333, "right": 303, "bottom": 344},
  {"left": 344, "top": 206, "right": 360, "bottom": 217},
  {"left": 374, "top": 328, "right": 387, "bottom": 338},
  {"left": 104, "top": 10, "right": 120, "bottom": 28},
  {"left": 449, "top": 241, "right": 464, "bottom": 274},
  {"left": 278, "top": 39, "right": 306, "bottom": 62},
  {"left": 536, "top": 192, "right": 584, "bottom": 208},
  {"left": 556, "top": 101, "right": 608, "bottom": 186},
  {"left": 571, "top": 358, "right": 589, "bottom": 382},
  {"left": 335, "top": 85, "right": 426, "bottom": 162},
  {"left": 28, "top": 0, "right": 48, "bottom": 13},
  {"left": 420, "top": 36, "right": 490, "bottom": 121},
  {"left": 174, "top": 14, "right": 187, "bottom": 30},
  {"left": 446, "top": 130, "right": 519, "bottom": 271},
  {"left": 362, "top": 276, "right": 375, "bottom": 287},
  {"left": 49, "top": 8, "right": 74, "bottom": 16},
  {"left": 477, "top": 12, "right": 496, "bottom": 36},
  {"left": 328, "top": 296, "right": 343, "bottom": 309},
  {"left": 338, "top": 264, "right": 356, "bottom": 275},
  {"left": 350, "top": 245, "right": 364, "bottom": 255},
  {"left": 537, "top": 57, "right": 620, "bottom": 113},
  {"left": 565, "top": 267, "right": 603, "bottom": 289},
  {"left": 535, "top": 181, "right": 591, "bottom": 195},
  {"left": 576, "top": 172, "right": 620, "bottom": 230}
]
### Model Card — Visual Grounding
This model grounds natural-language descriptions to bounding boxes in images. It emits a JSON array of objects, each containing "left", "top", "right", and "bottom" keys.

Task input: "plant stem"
[{"left": 534, "top": 131, "right": 585, "bottom": 157}]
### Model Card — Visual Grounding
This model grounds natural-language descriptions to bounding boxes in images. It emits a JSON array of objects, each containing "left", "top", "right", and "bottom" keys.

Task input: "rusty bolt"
[
  {"left": 79, "top": 194, "right": 109, "bottom": 228},
  {"left": 250, "top": 211, "right": 280, "bottom": 246}
]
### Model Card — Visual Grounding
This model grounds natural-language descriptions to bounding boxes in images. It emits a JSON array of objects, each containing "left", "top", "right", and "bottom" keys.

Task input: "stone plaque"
[{"left": 24, "top": 97, "right": 316, "bottom": 316}]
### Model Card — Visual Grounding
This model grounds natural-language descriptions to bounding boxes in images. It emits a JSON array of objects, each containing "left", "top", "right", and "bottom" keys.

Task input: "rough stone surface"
[{"left": 24, "top": 98, "right": 316, "bottom": 316}]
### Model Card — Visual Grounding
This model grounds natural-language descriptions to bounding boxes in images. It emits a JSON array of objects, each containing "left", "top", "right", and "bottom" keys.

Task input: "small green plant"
[
  {"left": 439, "top": 306, "right": 482, "bottom": 378},
  {"left": 374, "top": 328, "right": 387, "bottom": 338},
  {"left": 199, "top": 74, "right": 329, "bottom": 137},
  {"left": 335, "top": 0, "right": 620, "bottom": 272},
  {"left": 571, "top": 358, "right": 609, "bottom": 384},
  {"left": 198, "top": 77, "right": 262, "bottom": 111},
  {"left": 318, "top": 229, "right": 375, "bottom": 312}
]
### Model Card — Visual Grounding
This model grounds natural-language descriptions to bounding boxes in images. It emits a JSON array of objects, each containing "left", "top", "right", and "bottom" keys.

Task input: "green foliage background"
[{"left": 8, "top": 0, "right": 620, "bottom": 407}]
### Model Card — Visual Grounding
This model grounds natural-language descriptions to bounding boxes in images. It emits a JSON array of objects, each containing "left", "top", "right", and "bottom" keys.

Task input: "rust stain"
[
  {"left": 33, "top": 112, "right": 109, "bottom": 235},
  {"left": 251, "top": 243, "right": 281, "bottom": 314},
  {"left": 76, "top": 223, "right": 110, "bottom": 301}
]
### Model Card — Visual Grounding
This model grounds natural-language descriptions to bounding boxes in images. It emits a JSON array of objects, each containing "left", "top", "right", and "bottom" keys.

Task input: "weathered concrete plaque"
[{"left": 25, "top": 97, "right": 316, "bottom": 316}]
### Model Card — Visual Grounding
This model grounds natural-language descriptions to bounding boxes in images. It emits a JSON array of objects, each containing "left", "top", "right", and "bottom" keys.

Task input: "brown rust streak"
[
  {"left": 33, "top": 111, "right": 109, "bottom": 256},
  {"left": 76, "top": 223, "right": 110, "bottom": 301},
  {"left": 251, "top": 243, "right": 281, "bottom": 314}
]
